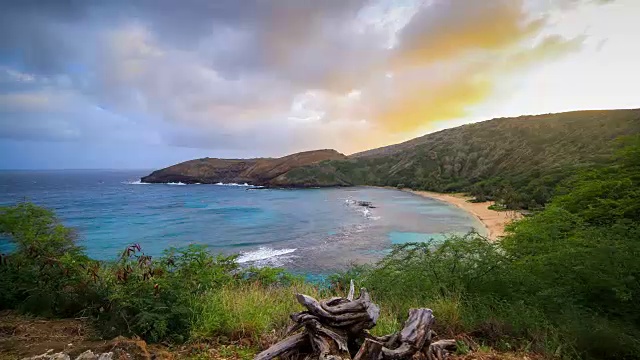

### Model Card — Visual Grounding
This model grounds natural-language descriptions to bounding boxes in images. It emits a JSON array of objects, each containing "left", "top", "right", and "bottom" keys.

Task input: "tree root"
[{"left": 254, "top": 281, "right": 457, "bottom": 360}]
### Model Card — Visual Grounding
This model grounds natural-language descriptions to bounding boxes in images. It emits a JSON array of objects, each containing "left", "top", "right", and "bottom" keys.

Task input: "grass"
[
  {"left": 181, "top": 343, "right": 257, "bottom": 360},
  {"left": 192, "top": 281, "right": 325, "bottom": 342},
  {"left": 191, "top": 281, "right": 408, "bottom": 346}
]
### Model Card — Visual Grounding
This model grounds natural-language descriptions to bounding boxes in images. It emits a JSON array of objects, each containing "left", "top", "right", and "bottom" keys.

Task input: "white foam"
[
  {"left": 166, "top": 182, "right": 187, "bottom": 186},
  {"left": 123, "top": 180, "right": 151, "bottom": 185},
  {"left": 214, "top": 182, "right": 253, "bottom": 187},
  {"left": 360, "top": 207, "right": 379, "bottom": 220},
  {"left": 237, "top": 247, "right": 297, "bottom": 265}
]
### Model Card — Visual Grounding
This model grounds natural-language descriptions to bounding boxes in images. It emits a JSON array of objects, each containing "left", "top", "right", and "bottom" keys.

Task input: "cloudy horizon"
[{"left": 1, "top": 0, "right": 639, "bottom": 169}]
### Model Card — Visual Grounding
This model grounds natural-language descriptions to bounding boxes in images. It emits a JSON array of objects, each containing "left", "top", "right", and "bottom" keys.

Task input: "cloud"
[
  {"left": 313, "top": 1, "right": 587, "bottom": 134},
  {"left": 370, "top": 66, "right": 494, "bottom": 132},
  {"left": 94, "top": 24, "right": 297, "bottom": 131},
  {"left": 0, "top": 1, "right": 95, "bottom": 75},
  {"left": 396, "top": 0, "right": 545, "bottom": 66},
  {"left": 364, "top": 34, "right": 584, "bottom": 133},
  {"left": 509, "top": 35, "right": 585, "bottom": 68},
  {"left": 0, "top": 0, "right": 605, "bottom": 157}
]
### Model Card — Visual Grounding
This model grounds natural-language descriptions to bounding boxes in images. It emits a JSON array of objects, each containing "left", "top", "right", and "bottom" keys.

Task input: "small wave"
[
  {"left": 361, "top": 208, "right": 380, "bottom": 220},
  {"left": 237, "top": 247, "right": 297, "bottom": 266},
  {"left": 360, "top": 206, "right": 381, "bottom": 220},
  {"left": 122, "top": 180, "right": 151, "bottom": 185},
  {"left": 166, "top": 182, "right": 187, "bottom": 186},
  {"left": 214, "top": 182, "right": 253, "bottom": 187}
]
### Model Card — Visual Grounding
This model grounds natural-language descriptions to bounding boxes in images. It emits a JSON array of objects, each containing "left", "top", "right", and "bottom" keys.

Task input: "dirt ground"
[
  {"left": 0, "top": 311, "right": 105, "bottom": 359},
  {"left": 0, "top": 311, "right": 258, "bottom": 360},
  {"left": 0, "top": 311, "right": 541, "bottom": 360}
]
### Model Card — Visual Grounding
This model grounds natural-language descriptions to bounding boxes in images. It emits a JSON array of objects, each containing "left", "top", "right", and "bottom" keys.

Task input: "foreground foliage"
[
  {"left": 1, "top": 135, "right": 640, "bottom": 359},
  {"left": 0, "top": 203, "right": 97, "bottom": 317},
  {"left": 331, "top": 136, "right": 640, "bottom": 359},
  {"left": 0, "top": 204, "right": 295, "bottom": 343}
]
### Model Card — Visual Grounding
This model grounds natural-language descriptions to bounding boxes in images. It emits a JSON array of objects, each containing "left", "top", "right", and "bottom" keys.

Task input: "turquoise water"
[
  {"left": 388, "top": 232, "right": 452, "bottom": 244},
  {"left": 0, "top": 170, "right": 484, "bottom": 273}
]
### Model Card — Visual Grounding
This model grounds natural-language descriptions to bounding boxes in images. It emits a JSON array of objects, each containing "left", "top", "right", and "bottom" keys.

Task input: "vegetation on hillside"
[
  {"left": 1, "top": 134, "right": 640, "bottom": 359},
  {"left": 332, "top": 135, "right": 640, "bottom": 359},
  {"left": 282, "top": 109, "right": 640, "bottom": 208}
]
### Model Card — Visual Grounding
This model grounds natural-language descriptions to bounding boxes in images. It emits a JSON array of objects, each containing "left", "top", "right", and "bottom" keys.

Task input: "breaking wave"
[
  {"left": 122, "top": 180, "right": 151, "bottom": 185},
  {"left": 237, "top": 247, "right": 297, "bottom": 267},
  {"left": 214, "top": 182, "right": 254, "bottom": 187}
]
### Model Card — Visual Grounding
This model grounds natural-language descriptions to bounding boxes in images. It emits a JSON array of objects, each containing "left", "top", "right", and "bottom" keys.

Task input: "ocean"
[{"left": 0, "top": 170, "right": 484, "bottom": 274}]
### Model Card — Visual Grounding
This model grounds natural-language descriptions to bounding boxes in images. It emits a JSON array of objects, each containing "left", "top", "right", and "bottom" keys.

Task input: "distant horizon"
[{"left": 0, "top": 168, "right": 155, "bottom": 172}]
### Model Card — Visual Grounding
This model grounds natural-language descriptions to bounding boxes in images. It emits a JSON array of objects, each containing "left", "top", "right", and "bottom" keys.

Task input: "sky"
[{"left": 1, "top": 0, "right": 639, "bottom": 169}]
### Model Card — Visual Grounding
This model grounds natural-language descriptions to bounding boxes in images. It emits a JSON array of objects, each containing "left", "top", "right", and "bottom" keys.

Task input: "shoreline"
[{"left": 403, "top": 189, "right": 522, "bottom": 241}]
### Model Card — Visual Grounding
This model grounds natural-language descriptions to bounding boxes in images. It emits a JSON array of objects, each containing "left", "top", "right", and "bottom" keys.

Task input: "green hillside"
[{"left": 280, "top": 109, "right": 640, "bottom": 207}]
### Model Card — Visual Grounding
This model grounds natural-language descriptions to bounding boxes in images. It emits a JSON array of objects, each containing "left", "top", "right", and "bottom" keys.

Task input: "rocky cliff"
[{"left": 140, "top": 149, "right": 348, "bottom": 187}]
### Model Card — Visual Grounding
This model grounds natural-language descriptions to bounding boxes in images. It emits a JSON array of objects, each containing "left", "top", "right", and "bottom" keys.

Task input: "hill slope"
[
  {"left": 141, "top": 149, "right": 347, "bottom": 186},
  {"left": 279, "top": 109, "right": 640, "bottom": 206}
]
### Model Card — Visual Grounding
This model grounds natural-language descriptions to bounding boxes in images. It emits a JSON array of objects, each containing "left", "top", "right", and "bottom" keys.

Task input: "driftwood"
[{"left": 255, "top": 281, "right": 457, "bottom": 360}]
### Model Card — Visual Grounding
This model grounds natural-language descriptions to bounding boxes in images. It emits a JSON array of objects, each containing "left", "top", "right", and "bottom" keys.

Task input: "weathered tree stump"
[{"left": 255, "top": 282, "right": 456, "bottom": 360}]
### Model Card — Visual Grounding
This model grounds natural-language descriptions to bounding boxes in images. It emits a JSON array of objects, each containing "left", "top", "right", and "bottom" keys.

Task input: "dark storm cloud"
[
  {"left": 0, "top": 0, "right": 368, "bottom": 77},
  {"left": 125, "top": 0, "right": 376, "bottom": 88},
  {"left": 0, "top": 1, "right": 372, "bottom": 116},
  {"left": 0, "top": 2, "right": 84, "bottom": 74}
]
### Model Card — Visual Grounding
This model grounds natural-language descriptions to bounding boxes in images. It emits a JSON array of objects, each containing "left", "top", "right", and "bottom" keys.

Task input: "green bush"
[
  {"left": 340, "top": 136, "right": 640, "bottom": 359},
  {"left": 239, "top": 266, "right": 304, "bottom": 286},
  {"left": 0, "top": 204, "right": 324, "bottom": 344},
  {"left": 0, "top": 203, "right": 100, "bottom": 316},
  {"left": 343, "top": 235, "right": 541, "bottom": 342},
  {"left": 96, "top": 244, "right": 238, "bottom": 343}
]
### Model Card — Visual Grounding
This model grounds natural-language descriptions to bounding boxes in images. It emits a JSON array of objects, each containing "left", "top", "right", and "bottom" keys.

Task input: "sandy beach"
[{"left": 406, "top": 190, "right": 522, "bottom": 241}]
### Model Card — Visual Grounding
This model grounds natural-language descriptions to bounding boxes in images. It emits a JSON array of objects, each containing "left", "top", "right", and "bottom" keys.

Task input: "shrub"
[
  {"left": 239, "top": 266, "right": 304, "bottom": 286},
  {"left": 0, "top": 202, "right": 321, "bottom": 344},
  {"left": 0, "top": 203, "right": 100, "bottom": 316},
  {"left": 340, "top": 137, "right": 640, "bottom": 359},
  {"left": 97, "top": 244, "right": 238, "bottom": 343}
]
